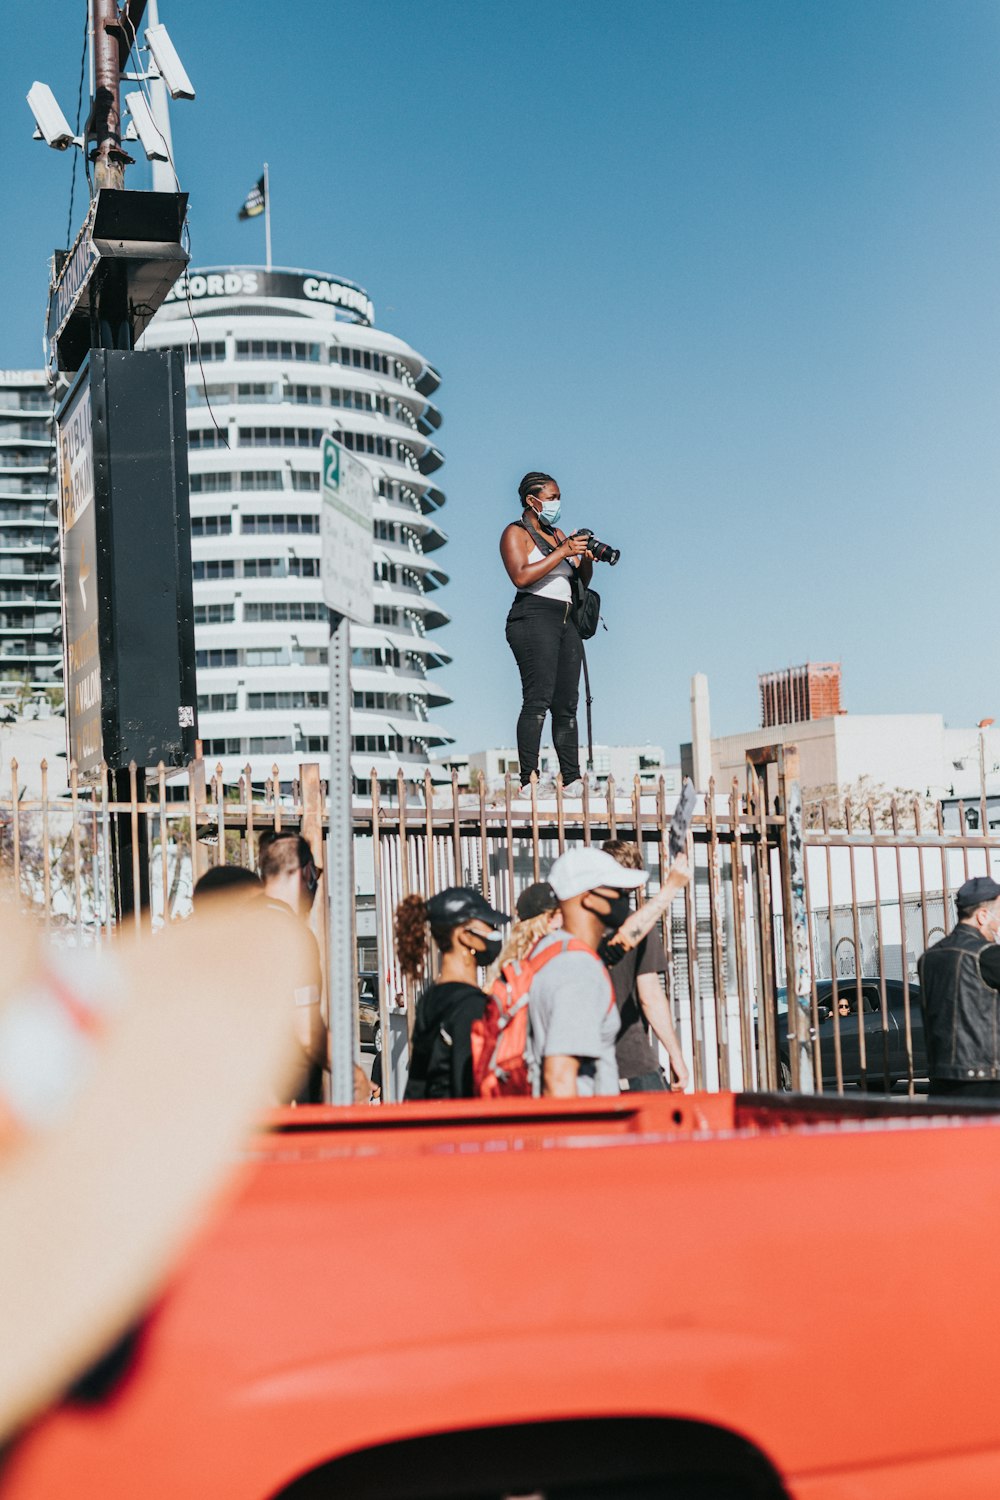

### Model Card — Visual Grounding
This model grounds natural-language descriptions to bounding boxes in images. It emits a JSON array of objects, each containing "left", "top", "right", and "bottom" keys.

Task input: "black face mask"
[
  {"left": 585, "top": 890, "right": 631, "bottom": 934},
  {"left": 466, "top": 931, "right": 503, "bottom": 968}
]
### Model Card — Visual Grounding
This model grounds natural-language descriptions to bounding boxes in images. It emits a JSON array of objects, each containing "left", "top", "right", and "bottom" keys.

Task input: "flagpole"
[{"left": 263, "top": 162, "right": 272, "bottom": 270}]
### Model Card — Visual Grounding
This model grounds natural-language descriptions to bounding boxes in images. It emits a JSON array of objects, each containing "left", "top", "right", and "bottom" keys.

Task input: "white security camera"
[
  {"left": 144, "top": 24, "right": 195, "bottom": 100},
  {"left": 26, "top": 81, "right": 78, "bottom": 150},
  {"left": 123, "top": 92, "right": 169, "bottom": 162}
]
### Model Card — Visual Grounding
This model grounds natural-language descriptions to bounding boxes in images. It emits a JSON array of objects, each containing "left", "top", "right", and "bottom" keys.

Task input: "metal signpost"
[{"left": 321, "top": 435, "right": 375, "bottom": 1104}]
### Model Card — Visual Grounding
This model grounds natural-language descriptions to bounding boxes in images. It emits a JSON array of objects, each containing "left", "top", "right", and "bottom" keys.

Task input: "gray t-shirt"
[{"left": 527, "top": 933, "right": 620, "bottom": 1097}]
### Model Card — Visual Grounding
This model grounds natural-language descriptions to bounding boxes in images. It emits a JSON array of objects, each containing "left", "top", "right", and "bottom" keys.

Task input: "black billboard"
[{"left": 57, "top": 351, "right": 198, "bottom": 779}]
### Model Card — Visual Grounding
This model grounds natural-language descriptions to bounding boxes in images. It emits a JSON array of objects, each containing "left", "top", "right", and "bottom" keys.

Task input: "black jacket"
[
  {"left": 404, "top": 981, "right": 486, "bottom": 1101},
  {"left": 918, "top": 923, "right": 1000, "bottom": 1081}
]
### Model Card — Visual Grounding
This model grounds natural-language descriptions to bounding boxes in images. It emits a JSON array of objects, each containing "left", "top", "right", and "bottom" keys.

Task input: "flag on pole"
[{"left": 237, "top": 175, "right": 265, "bottom": 220}]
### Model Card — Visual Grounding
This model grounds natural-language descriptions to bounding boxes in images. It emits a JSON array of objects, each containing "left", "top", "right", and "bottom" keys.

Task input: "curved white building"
[{"left": 141, "top": 266, "right": 451, "bottom": 791}]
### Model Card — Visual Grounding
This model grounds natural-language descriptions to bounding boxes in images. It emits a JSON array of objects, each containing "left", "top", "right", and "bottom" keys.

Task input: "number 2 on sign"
[{"left": 324, "top": 446, "right": 339, "bottom": 490}]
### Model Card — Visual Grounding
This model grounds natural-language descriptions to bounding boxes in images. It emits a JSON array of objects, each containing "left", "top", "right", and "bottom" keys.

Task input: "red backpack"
[{"left": 471, "top": 935, "right": 607, "bottom": 1098}]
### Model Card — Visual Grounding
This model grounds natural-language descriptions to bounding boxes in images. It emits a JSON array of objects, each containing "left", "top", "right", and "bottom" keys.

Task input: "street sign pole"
[
  {"left": 321, "top": 435, "right": 375, "bottom": 1105},
  {"left": 327, "top": 609, "right": 355, "bottom": 1106}
]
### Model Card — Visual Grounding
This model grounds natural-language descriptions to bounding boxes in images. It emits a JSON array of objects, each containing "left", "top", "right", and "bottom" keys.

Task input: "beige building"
[{"left": 709, "top": 714, "right": 1000, "bottom": 804}]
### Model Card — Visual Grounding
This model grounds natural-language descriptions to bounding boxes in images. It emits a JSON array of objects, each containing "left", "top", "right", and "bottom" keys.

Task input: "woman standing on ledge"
[{"left": 500, "top": 471, "right": 593, "bottom": 792}]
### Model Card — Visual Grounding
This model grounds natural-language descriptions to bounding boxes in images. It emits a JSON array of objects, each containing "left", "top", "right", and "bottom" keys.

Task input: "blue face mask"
[{"left": 538, "top": 498, "right": 561, "bottom": 527}]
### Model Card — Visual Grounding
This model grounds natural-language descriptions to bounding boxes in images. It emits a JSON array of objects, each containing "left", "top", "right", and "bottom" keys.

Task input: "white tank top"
[{"left": 522, "top": 542, "right": 573, "bottom": 602}]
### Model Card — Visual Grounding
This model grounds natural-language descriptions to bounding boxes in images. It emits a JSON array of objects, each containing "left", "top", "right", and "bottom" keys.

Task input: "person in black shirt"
[
  {"left": 602, "top": 839, "right": 690, "bottom": 1093},
  {"left": 397, "top": 887, "right": 508, "bottom": 1100},
  {"left": 920, "top": 875, "right": 1000, "bottom": 1098}
]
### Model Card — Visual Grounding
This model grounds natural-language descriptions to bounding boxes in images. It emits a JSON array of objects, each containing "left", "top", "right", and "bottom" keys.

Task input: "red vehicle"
[{"left": 3, "top": 1091, "right": 998, "bottom": 1499}]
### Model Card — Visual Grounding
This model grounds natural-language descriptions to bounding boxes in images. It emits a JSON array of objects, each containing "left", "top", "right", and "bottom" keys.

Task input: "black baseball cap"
[
  {"left": 516, "top": 881, "right": 559, "bottom": 921},
  {"left": 957, "top": 876, "right": 1000, "bottom": 912},
  {"left": 426, "top": 886, "right": 508, "bottom": 929}
]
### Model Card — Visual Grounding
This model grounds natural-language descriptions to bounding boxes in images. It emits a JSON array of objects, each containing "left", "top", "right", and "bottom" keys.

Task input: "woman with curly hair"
[{"left": 398, "top": 887, "right": 508, "bottom": 1100}]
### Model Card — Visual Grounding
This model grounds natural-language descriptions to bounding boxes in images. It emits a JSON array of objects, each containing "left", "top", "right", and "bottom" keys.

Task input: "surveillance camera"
[
  {"left": 145, "top": 24, "right": 195, "bottom": 100},
  {"left": 26, "top": 81, "right": 77, "bottom": 150},
  {"left": 123, "top": 92, "right": 169, "bottom": 162}
]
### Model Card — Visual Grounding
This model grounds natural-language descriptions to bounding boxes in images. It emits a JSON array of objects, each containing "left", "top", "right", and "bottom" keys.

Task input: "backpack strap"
[
  {"left": 521, "top": 934, "right": 616, "bottom": 1017},
  {"left": 518, "top": 513, "right": 557, "bottom": 557}
]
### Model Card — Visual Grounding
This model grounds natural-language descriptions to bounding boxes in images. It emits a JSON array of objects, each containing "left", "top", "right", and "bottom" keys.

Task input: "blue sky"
[{"left": 3, "top": 1, "right": 998, "bottom": 758}]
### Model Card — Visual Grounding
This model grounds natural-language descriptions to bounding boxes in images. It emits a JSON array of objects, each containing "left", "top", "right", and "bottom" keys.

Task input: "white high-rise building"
[
  {"left": 141, "top": 266, "right": 451, "bottom": 791},
  {"left": 0, "top": 370, "right": 60, "bottom": 695}
]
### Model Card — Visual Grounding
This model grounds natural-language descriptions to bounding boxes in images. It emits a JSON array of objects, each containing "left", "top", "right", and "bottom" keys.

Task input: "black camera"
[{"left": 573, "top": 528, "right": 620, "bottom": 566}]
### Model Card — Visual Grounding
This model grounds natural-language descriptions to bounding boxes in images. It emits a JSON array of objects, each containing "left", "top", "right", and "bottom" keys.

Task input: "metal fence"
[{"left": 3, "top": 749, "right": 1000, "bottom": 1100}]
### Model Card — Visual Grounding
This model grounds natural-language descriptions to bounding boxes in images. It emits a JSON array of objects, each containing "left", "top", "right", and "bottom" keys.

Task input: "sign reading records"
[
  {"left": 164, "top": 267, "right": 374, "bottom": 325},
  {"left": 321, "top": 435, "right": 374, "bottom": 625}
]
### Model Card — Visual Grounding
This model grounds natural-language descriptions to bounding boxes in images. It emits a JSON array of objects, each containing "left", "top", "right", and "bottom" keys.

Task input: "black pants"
[
  {"left": 929, "top": 1078, "right": 1000, "bottom": 1101},
  {"left": 622, "top": 1071, "right": 667, "bottom": 1093},
  {"left": 505, "top": 592, "right": 582, "bottom": 784}
]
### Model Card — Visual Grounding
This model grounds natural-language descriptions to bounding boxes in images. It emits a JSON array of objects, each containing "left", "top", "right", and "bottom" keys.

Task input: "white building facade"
[
  {"left": 141, "top": 266, "right": 451, "bottom": 790},
  {"left": 438, "top": 744, "right": 681, "bottom": 793},
  {"left": 0, "top": 370, "right": 60, "bottom": 693}
]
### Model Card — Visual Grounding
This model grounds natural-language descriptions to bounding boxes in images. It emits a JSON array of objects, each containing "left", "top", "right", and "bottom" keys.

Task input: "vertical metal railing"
[{"left": 5, "top": 754, "right": 1000, "bottom": 1097}]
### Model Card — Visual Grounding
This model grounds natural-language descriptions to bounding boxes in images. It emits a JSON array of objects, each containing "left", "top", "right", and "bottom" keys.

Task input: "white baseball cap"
[{"left": 547, "top": 847, "right": 647, "bottom": 902}]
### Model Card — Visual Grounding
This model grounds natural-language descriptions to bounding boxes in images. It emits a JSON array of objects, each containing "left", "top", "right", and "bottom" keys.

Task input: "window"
[
  {"left": 244, "top": 647, "right": 289, "bottom": 667},
  {"left": 189, "top": 427, "right": 231, "bottom": 450},
  {"left": 203, "top": 737, "right": 242, "bottom": 756},
  {"left": 196, "top": 648, "right": 238, "bottom": 668},
  {"left": 287, "top": 385, "right": 325, "bottom": 406},
  {"left": 194, "top": 603, "right": 235, "bottom": 625},
  {"left": 338, "top": 431, "right": 417, "bottom": 465},
  {"left": 295, "top": 735, "right": 328, "bottom": 753},
  {"left": 237, "top": 383, "right": 273, "bottom": 401},
  {"left": 249, "top": 736, "right": 293, "bottom": 755},
  {"left": 242, "top": 558, "right": 284, "bottom": 579},
  {"left": 234, "top": 339, "right": 321, "bottom": 363},
  {"left": 192, "top": 560, "right": 235, "bottom": 581},
  {"left": 247, "top": 690, "right": 328, "bottom": 710},
  {"left": 290, "top": 470, "right": 320, "bottom": 492},
  {"left": 198, "top": 693, "right": 238, "bottom": 713},
  {"left": 191, "top": 515, "right": 232, "bottom": 537},
  {"left": 241, "top": 514, "right": 320, "bottom": 535},
  {"left": 352, "top": 647, "right": 401, "bottom": 668},
  {"left": 186, "top": 383, "right": 230, "bottom": 407},
  {"left": 183, "top": 340, "right": 226, "bottom": 363},
  {"left": 190, "top": 473, "right": 235, "bottom": 494},
  {"left": 353, "top": 691, "right": 407, "bottom": 711},
  {"left": 291, "top": 645, "right": 327, "bottom": 666},
  {"left": 289, "top": 556, "right": 320, "bottom": 577},
  {"left": 238, "top": 427, "right": 325, "bottom": 449},
  {"left": 240, "top": 470, "right": 284, "bottom": 491},
  {"left": 243, "top": 601, "right": 326, "bottom": 623}
]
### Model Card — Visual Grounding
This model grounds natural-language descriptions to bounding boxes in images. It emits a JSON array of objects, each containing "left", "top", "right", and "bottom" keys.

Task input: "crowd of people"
[
  {"left": 196, "top": 828, "right": 690, "bottom": 1107},
  {"left": 398, "top": 840, "right": 690, "bottom": 1102}
]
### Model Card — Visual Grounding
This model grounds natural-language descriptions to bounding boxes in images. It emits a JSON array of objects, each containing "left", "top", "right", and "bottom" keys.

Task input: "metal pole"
[
  {"left": 91, "top": 0, "right": 129, "bottom": 192},
  {"left": 263, "top": 161, "right": 272, "bottom": 270},
  {"left": 327, "top": 610, "right": 356, "bottom": 1104},
  {"left": 778, "top": 745, "right": 814, "bottom": 1092}
]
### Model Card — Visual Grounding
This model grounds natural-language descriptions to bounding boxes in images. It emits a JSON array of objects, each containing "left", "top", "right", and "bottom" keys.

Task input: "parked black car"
[
  {"left": 777, "top": 979, "right": 927, "bottom": 1092},
  {"left": 358, "top": 972, "right": 382, "bottom": 1054}
]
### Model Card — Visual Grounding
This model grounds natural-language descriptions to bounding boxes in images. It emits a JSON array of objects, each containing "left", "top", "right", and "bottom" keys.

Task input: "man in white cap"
[{"left": 527, "top": 847, "right": 646, "bottom": 1097}]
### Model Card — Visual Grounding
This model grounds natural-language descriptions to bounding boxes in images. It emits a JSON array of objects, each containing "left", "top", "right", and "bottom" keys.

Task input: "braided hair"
[{"left": 518, "top": 471, "right": 556, "bottom": 508}]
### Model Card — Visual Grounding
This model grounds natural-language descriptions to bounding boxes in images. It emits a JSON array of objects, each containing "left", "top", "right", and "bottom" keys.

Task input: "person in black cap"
[
  {"left": 919, "top": 875, "right": 1000, "bottom": 1099},
  {"left": 396, "top": 887, "right": 508, "bottom": 1100},
  {"left": 484, "top": 881, "right": 563, "bottom": 987}
]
